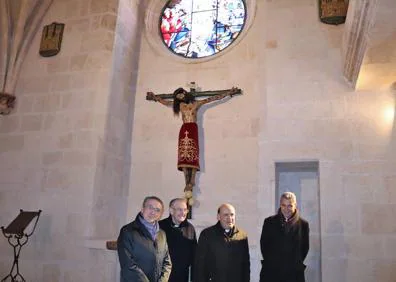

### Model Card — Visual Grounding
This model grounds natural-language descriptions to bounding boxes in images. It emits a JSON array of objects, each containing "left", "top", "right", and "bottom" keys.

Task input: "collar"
[
  {"left": 277, "top": 208, "right": 300, "bottom": 226},
  {"left": 167, "top": 215, "right": 188, "bottom": 228},
  {"left": 215, "top": 221, "right": 238, "bottom": 237}
]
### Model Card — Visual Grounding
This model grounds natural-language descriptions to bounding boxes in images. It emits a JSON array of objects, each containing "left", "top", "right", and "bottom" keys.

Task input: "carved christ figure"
[{"left": 146, "top": 87, "right": 240, "bottom": 194}]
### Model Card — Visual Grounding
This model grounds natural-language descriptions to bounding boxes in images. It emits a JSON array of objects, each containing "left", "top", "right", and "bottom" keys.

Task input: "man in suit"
[
  {"left": 260, "top": 192, "right": 310, "bottom": 282},
  {"left": 160, "top": 198, "right": 197, "bottom": 282},
  {"left": 194, "top": 203, "right": 250, "bottom": 282},
  {"left": 117, "top": 196, "right": 171, "bottom": 282}
]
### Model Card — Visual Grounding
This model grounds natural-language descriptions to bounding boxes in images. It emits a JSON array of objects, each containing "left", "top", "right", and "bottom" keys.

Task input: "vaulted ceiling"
[{"left": 343, "top": 0, "right": 396, "bottom": 90}]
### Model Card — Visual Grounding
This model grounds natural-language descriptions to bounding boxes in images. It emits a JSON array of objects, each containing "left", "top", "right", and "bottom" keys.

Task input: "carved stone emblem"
[
  {"left": 39, "top": 22, "right": 65, "bottom": 57},
  {"left": 319, "top": 0, "right": 349, "bottom": 25},
  {"left": 0, "top": 93, "right": 16, "bottom": 115}
]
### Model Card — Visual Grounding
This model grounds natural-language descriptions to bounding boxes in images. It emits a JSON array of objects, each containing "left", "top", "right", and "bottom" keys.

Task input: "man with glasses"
[
  {"left": 160, "top": 198, "right": 197, "bottom": 282},
  {"left": 117, "top": 196, "right": 172, "bottom": 282}
]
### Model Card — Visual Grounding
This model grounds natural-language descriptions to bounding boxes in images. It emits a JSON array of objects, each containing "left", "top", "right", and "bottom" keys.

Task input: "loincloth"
[{"left": 177, "top": 122, "right": 200, "bottom": 171}]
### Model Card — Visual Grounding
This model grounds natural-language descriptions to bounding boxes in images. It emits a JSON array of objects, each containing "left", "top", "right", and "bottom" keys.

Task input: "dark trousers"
[{"left": 260, "top": 267, "right": 305, "bottom": 282}]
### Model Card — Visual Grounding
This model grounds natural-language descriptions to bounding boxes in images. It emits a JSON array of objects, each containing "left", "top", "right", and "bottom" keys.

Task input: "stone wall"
[
  {"left": 0, "top": 0, "right": 395, "bottom": 281},
  {"left": 127, "top": 0, "right": 396, "bottom": 281},
  {"left": 0, "top": 0, "right": 142, "bottom": 280}
]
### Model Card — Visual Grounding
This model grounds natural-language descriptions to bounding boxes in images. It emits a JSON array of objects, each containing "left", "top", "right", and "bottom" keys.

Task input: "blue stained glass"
[{"left": 160, "top": 0, "right": 246, "bottom": 59}]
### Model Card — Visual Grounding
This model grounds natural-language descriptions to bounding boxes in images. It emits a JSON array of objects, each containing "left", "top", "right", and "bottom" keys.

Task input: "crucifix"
[{"left": 146, "top": 82, "right": 242, "bottom": 217}]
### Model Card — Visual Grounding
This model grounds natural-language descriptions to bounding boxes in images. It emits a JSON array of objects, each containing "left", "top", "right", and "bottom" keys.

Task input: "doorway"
[{"left": 275, "top": 161, "right": 321, "bottom": 282}]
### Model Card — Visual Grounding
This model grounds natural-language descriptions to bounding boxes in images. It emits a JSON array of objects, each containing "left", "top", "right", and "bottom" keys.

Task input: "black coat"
[
  {"left": 194, "top": 222, "right": 250, "bottom": 282},
  {"left": 159, "top": 216, "right": 197, "bottom": 282},
  {"left": 260, "top": 210, "right": 309, "bottom": 282},
  {"left": 117, "top": 214, "right": 172, "bottom": 282}
]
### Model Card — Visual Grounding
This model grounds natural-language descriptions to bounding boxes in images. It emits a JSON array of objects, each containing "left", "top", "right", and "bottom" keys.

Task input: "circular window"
[{"left": 159, "top": 0, "right": 246, "bottom": 59}]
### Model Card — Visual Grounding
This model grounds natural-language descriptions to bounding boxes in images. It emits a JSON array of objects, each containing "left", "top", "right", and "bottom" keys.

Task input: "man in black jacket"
[
  {"left": 194, "top": 203, "right": 250, "bottom": 282},
  {"left": 117, "top": 196, "right": 172, "bottom": 282},
  {"left": 260, "top": 192, "right": 310, "bottom": 282},
  {"left": 159, "top": 198, "right": 197, "bottom": 282}
]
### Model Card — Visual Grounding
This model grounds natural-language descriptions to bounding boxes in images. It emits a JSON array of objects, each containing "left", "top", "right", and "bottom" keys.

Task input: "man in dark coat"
[
  {"left": 159, "top": 198, "right": 197, "bottom": 282},
  {"left": 117, "top": 196, "right": 172, "bottom": 282},
  {"left": 260, "top": 192, "right": 310, "bottom": 282},
  {"left": 194, "top": 203, "right": 250, "bottom": 282}
]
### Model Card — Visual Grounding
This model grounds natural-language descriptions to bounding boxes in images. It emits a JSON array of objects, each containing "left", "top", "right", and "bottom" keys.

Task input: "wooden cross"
[
  {"left": 146, "top": 82, "right": 242, "bottom": 218},
  {"left": 146, "top": 82, "right": 242, "bottom": 101}
]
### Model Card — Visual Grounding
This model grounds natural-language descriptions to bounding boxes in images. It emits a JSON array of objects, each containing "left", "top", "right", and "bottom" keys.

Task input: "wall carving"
[{"left": 319, "top": 0, "right": 349, "bottom": 25}]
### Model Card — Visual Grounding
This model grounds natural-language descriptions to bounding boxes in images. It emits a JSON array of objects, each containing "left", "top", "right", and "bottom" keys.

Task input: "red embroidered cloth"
[{"left": 177, "top": 122, "right": 200, "bottom": 171}]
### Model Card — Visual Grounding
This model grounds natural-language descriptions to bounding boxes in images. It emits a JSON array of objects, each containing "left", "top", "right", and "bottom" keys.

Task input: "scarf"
[
  {"left": 138, "top": 213, "right": 159, "bottom": 240},
  {"left": 278, "top": 208, "right": 300, "bottom": 233}
]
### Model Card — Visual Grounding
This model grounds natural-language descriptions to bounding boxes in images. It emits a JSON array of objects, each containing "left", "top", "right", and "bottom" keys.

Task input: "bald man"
[{"left": 194, "top": 204, "right": 250, "bottom": 282}]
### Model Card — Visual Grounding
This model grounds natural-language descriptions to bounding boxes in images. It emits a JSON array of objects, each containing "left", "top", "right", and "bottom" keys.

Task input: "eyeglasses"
[
  {"left": 145, "top": 205, "right": 162, "bottom": 213},
  {"left": 172, "top": 207, "right": 189, "bottom": 213}
]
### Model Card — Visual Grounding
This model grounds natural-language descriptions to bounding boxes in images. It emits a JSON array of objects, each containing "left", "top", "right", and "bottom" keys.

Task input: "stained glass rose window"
[{"left": 160, "top": 0, "right": 246, "bottom": 58}]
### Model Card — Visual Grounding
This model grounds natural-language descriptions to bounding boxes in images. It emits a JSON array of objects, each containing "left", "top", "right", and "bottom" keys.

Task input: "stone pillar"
[
  {"left": 89, "top": 0, "right": 145, "bottom": 240},
  {"left": 342, "top": 0, "right": 377, "bottom": 88}
]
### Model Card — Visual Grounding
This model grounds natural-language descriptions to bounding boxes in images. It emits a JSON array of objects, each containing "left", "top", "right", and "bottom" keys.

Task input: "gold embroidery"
[{"left": 178, "top": 130, "right": 198, "bottom": 162}]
